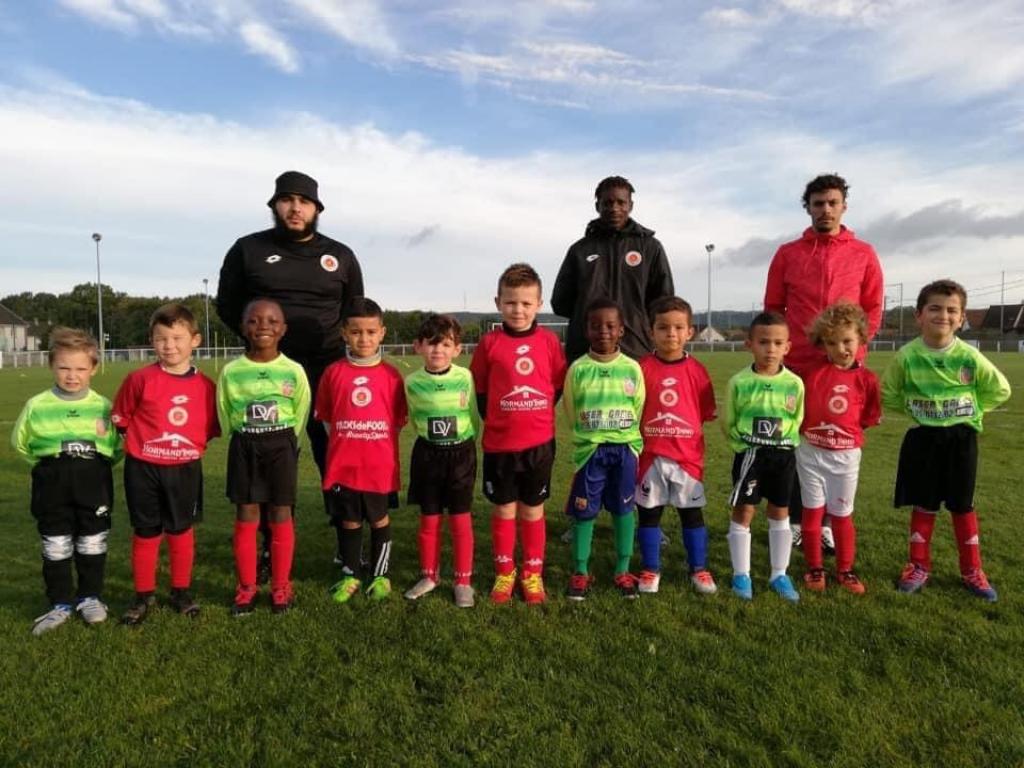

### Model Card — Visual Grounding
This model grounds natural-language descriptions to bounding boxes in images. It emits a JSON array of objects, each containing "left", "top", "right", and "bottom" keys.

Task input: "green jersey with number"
[
  {"left": 881, "top": 337, "right": 1011, "bottom": 431},
  {"left": 405, "top": 365, "right": 476, "bottom": 445},
  {"left": 564, "top": 353, "right": 645, "bottom": 469},
  {"left": 724, "top": 365, "right": 804, "bottom": 453},
  {"left": 12, "top": 388, "right": 122, "bottom": 465},
  {"left": 217, "top": 354, "right": 311, "bottom": 436}
]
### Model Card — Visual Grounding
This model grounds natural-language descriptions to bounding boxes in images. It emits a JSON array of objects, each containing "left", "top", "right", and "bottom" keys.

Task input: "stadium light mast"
[
  {"left": 92, "top": 232, "right": 105, "bottom": 373},
  {"left": 202, "top": 278, "right": 211, "bottom": 360},
  {"left": 705, "top": 243, "right": 715, "bottom": 351}
]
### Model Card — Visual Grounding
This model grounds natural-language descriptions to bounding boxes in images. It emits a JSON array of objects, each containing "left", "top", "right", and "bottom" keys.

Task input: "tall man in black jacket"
[
  {"left": 552, "top": 176, "right": 675, "bottom": 362},
  {"left": 216, "top": 170, "right": 364, "bottom": 474}
]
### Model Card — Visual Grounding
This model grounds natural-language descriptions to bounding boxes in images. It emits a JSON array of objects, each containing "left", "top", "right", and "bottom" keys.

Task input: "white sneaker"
[
  {"left": 453, "top": 583, "right": 475, "bottom": 608},
  {"left": 32, "top": 604, "right": 73, "bottom": 636},
  {"left": 76, "top": 596, "right": 109, "bottom": 625},
  {"left": 791, "top": 523, "right": 803, "bottom": 547},
  {"left": 821, "top": 526, "right": 836, "bottom": 554},
  {"left": 638, "top": 570, "right": 661, "bottom": 594},
  {"left": 690, "top": 569, "right": 719, "bottom": 595},
  {"left": 403, "top": 577, "right": 438, "bottom": 600}
]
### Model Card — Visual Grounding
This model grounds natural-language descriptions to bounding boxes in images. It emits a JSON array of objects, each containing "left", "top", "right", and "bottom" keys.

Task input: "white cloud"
[
  {"left": 291, "top": 0, "right": 399, "bottom": 57},
  {"left": 702, "top": 7, "right": 761, "bottom": 27},
  {"left": 239, "top": 20, "right": 300, "bottom": 73},
  {"left": 1, "top": 79, "right": 1022, "bottom": 311},
  {"left": 58, "top": 0, "right": 137, "bottom": 30}
]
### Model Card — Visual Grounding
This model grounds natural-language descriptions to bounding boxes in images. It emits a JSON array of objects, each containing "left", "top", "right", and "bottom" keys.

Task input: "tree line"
[{"left": 1, "top": 285, "right": 484, "bottom": 349}]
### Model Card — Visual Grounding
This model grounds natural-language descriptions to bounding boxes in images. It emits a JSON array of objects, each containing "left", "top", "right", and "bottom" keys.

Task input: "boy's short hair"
[
  {"left": 648, "top": 295, "right": 693, "bottom": 324},
  {"left": 344, "top": 297, "right": 384, "bottom": 323},
  {"left": 497, "top": 263, "right": 542, "bottom": 295},
  {"left": 595, "top": 176, "right": 635, "bottom": 199},
  {"left": 150, "top": 303, "right": 198, "bottom": 335},
  {"left": 802, "top": 173, "right": 849, "bottom": 207},
  {"left": 749, "top": 311, "right": 788, "bottom": 337},
  {"left": 241, "top": 297, "right": 284, "bottom": 320},
  {"left": 49, "top": 327, "right": 99, "bottom": 365},
  {"left": 916, "top": 279, "right": 967, "bottom": 312},
  {"left": 584, "top": 296, "right": 624, "bottom": 324},
  {"left": 416, "top": 313, "right": 462, "bottom": 344},
  {"left": 808, "top": 302, "right": 868, "bottom": 347}
]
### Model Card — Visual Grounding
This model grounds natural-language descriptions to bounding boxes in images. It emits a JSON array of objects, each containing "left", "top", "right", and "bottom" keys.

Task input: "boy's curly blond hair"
[{"left": 808, "top": 302, "right": 868, "bottom": 347}]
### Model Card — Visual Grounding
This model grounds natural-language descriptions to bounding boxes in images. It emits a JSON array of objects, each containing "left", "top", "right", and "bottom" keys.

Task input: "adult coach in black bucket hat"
[{"left": 216, "top": 170, "right": 363, "bottom": 476}]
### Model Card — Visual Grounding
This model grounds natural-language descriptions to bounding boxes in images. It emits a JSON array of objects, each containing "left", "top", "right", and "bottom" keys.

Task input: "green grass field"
[{"left": 1, "top": 352, "right": 1022, "bottom": 767}]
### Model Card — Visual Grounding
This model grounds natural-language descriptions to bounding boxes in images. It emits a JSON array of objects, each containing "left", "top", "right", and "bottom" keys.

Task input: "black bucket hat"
[{"left": 267, "top": 170, "right": 324, "bottom": 212}]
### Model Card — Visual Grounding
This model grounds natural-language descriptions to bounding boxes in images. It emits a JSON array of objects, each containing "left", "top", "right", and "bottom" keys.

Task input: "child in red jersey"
[
  {"left": 316, "top": 298, "right": 407, "bottom": 603},
  {"left": 470, "top": 263, "right": 566, "bottom": 604},
  {"left": 112, "top": 304, "right": 219, "bottom": 624},
  {"left": 636, "top": 296, "right": 718, "bottom": 595},
  {"left": 796, "top": 302, "right": 881, "bottom": 594}
]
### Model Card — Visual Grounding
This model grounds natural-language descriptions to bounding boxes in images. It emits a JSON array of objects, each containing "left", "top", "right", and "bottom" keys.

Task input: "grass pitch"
[{"left": 1, "top": 353, "right": 1022, "bottom": 767}]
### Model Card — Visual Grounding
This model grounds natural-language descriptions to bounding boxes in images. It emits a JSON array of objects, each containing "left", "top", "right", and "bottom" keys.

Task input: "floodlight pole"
[
  {"left": 705, "top": 243, "right": 715, "bottom": 351},
  {"left": 92, "top": 233, "right": 105, "bottom": 373},
  {"left": 202, "top": 278, "right": 211, "bottom": 360}
]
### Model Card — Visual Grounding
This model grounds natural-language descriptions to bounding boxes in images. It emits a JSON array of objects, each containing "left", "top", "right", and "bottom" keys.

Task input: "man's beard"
[{"left": 272, "top": 211, "right": 319, "bottom": 241}]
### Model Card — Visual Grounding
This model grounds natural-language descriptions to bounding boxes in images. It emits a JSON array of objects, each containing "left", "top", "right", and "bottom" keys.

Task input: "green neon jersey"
[
  {"left": 217, "top": 354, "right": 311, "bottom": 435},
  {"left": 563, "top": 352, "right": 645, "bottom": 469},
  {"left": 12, "top": 388, "right": 122, "bottom": 465},
  {"left": 405, "top": 365, "right": 476, "bottom": 445},
  {"left": 724, "top": 365, "right": 804, "bottom": 453}
]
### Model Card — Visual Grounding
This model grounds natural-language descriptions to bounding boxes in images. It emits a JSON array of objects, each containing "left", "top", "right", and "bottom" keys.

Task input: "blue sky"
[{"left": 1, "top": 0, "right": 1023, "bottom": 313}]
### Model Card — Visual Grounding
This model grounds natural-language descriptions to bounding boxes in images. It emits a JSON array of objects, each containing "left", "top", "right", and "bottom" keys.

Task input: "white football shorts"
[
  {"left": 795, "top": 443, "right": 862, "bottom": 517},
  {"left": 637, "top": 456, "right": 706, "bottom": 509}
]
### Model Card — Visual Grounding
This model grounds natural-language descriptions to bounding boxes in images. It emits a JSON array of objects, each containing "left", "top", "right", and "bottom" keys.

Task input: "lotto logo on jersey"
[
  {"left": 515, "top": 356, "right": 535, "bottom": 375},
  {"left": 623, "top": 378, "right": 636, "bottom": 396},
  {"left": 351, "top": 386, "right": 372, "bottom": 407},
  {"left": 320, "top": 254, "right": 339, "bottom": 272},
  {"left": 625, "top": 250, "right": 642, "bottom": 267}
]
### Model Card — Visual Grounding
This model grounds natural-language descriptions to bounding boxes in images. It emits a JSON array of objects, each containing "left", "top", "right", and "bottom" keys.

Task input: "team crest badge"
[
  {"left": 168, "top": 405, "right": 189, "bottom": 426},
  {"left": 96, "top": 419, "right": 108, "bottom": 437},
  {"left": 624, "top": 378, "right": 636, "bottom": 396},
  {"left": 460, "top": 391, "right": 468, "bottom": 408},
  {"left": 785, "top": 394, "right": 797, "bottom": 412},
  {"left": 515, "top": 357, "right": 535, "bottom": 375},
  {"left": 575, "top": 496, "right": 588, "bottom": 510},
  {"left": 659, "top": 389, "right": 678, "bottom": 407},
  {"left": 282, "top": 380, "right": 295, "bottom": 397},
  {"left": 320, "top": 254, "right": 339, "bottom": 272},
  {"left": 352, "top": 386, "right": 372, "bottom": 407},
  {"left": 828, "top": 395, "right": 849, "bottom": 415},
  {"left": 625, "top": 250, "right": 642, "bottom": 267},
  {"left": 959, "top": 366, "right": 974, "bottom": 385}
]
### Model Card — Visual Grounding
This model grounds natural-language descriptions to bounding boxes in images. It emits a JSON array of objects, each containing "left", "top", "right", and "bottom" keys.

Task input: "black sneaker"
[
  {"left": 168, "top": 588, "right": 200, "bottom": 618},
  {"left": 566, "top": 573, "right": 594, "bottom": 601},
  {"left": 257, "top": 553, "right": 272, "bottom": 586},
  {"left": 121, "top": 593, "right": 156, "bottom": 626},
  {"left": 231, "top": 584, "right": 258, "bottom": 617}
]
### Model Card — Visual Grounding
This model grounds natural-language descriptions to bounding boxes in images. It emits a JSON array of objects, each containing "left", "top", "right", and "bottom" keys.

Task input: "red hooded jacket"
[{"left": 764, "top": 226, "right": 883, "bottom": 375}]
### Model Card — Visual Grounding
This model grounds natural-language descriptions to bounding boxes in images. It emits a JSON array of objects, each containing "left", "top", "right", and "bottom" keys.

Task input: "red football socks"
[
  {"left": 831, "top": 514, "right": 856, "bottom": 573},
  {"left": 131, "top": 533, "right": 162, "bottom": 594},
  {"left": 801, "top": 506, "right": 825, "bottom": 570},
  {"left": 909, "top": 507, "right": 937, "bottom": 570},
  {"left": 233, "top": 520, "right": 259, "bottom": 587},
  {"left": 418, "top": 514, "right": 442, "bottom": 581},
  {"left": 491, "top": 515, "right": 516, "bottom": 575},
  {"left": 952, "top": 509, "right": 982, "bottom": 574},
  {"left": 269, "top": 519, "right": 295, "bottom": 590},
  {"left": 166, "top": 528, "right": 195, "bottom": 590},
  {"left": 449, "top": 513, "right": 474, "bottom": 586},
  {"left": 518, "top": 516, "right": 546, "bottom": 575}
]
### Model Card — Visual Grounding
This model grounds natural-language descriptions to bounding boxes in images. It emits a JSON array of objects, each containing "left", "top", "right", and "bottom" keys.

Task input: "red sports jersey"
[
  {"left": 638, "top": 353, "right": 716, "bottom": 481},
  {"left": 315, "top": 359, "right": 408, "bottom": 493},
  {"left": 470, "top": 324, "right": 567, "bottom": 453},
  {"left": 800, "top": 362, "right": 881, "bottom": 450},
  {"left": 111, "top": 364, "right": 219, "bottom": 465}
]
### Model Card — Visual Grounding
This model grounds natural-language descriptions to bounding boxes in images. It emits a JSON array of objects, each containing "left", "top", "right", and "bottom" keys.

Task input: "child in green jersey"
[
  {"left": 884, "top": 279, "right": 1011, "bottom": 601},
  {"left": 724, "top": 312, "right": 804, "bottom": 602},
  {"left": 403, "top": 314, "right": 478, "bottom": 608},
  {"left": 564, "top": 298, "right": 646, "bottom": 600},
  {"left": 218, "top": 299, "right": 311, "bottom": 616},
  {"left": 12, "top": 328, "right": 122, "bottom": 635}
]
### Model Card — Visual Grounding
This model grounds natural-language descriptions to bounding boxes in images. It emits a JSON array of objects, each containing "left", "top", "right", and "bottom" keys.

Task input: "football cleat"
[
  {"left": 330, "top": 575, "right": 362, "bottom": 604},
  {"left": 614, "top": 572, "right": 640, "bottom": 599},
  {"left": 566, "top": 572, "right": 594, "bottom": 601},
  {"left": 690, "top": 569, "right": 718, "bottom": 595},
  {"left": 76, "top": 596, "right": 109, "bottom": 625},
  {"left": 32, "top": 604, "right": 73, "bottom": 636},
  {"left": 403, "top": 577, "right": 438, "bottom": 600},
  {"left": 803, "top": 568, "right": 827, "bottom": 592},
  {"left": 519, "top": 572, "right": 547, "bottom": 605},
  {"left": 231, "top": 584, "right": 258, "bottom": 617},
  {"left": 897, "top": 562, "right": 929, "bottom": 594},
  {"left": 731, "top": 574, "right": 753, "bottom": 601},
  {"left": 638, "top": 569, "right": 661, "bottom": 594},
  {"left": 489, "top": 569, "right": 517, "bottom": 605},
  {"left": 962, "top": 569, "right": 997, "bottom": 602},
  {"left": 769, "top": 574, "right": 800, "bottom": 603},
  {"left": 836, "top": 570, "right": 866, "bottom": 595}
]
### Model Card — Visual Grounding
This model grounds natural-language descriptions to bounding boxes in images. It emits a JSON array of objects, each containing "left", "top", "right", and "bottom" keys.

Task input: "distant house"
[
  {"left": 981, "top": 304, "right": 1024, "bottom": 333},
  {"left": 694, "top": 324, "right": 726, "bottom": 343},
  {"left": 0, "top": 303, "right": 39, "bottom": 352},
  {"left": 963, "top": 309, "right": 988, "bottom": 332}
]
